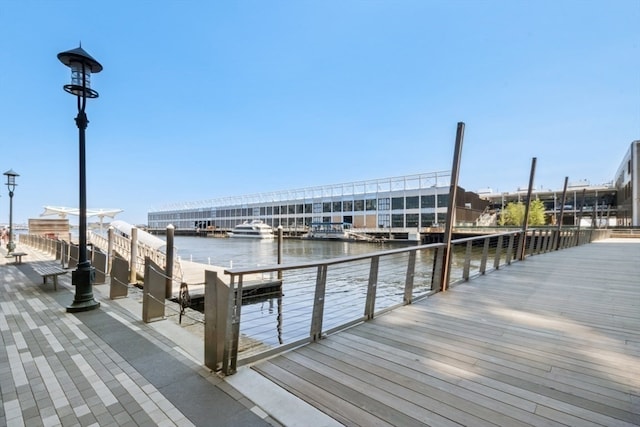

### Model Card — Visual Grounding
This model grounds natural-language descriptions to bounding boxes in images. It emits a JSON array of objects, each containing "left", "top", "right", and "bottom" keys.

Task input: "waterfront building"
[
  {"left": 614, "top": 140, "right": 639, "bottom": 226},
  {"left": 147, "top": 171, "right": 489, "bottom": 235},
  {"left": 479, "top": 182, "right": 618, "bottom": 227},
  {"left": 479, "top": 140, "right": 638, "bottom": 228}
]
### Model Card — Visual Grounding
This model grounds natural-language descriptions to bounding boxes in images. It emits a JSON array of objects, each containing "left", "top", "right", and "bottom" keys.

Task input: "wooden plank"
[{"left": 250, "top": 239, "right": 640, "bottom": 426}]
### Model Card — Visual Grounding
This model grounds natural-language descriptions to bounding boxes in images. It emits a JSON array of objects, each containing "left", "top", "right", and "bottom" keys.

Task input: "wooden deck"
[{"left": 252, "top": 238, "right": 640, "bottom": 426}]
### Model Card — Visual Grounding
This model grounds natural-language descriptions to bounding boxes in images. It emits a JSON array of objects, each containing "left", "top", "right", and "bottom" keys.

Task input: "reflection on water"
[
  {"left": 173, "top": 236, "right": 491, "bottom": 352},
  {"left": 173, "top": 236, "right": 391, "bottom": 268}
]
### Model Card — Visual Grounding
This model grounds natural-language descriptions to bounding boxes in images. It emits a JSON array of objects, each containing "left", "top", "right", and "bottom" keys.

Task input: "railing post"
[
  {"left": 528, "top": 229, "right": 537, "bottom": 255},
  {"left": 403, "top": 251, "right": 416, "bottom": 304},
  {"left": 493, "top": 235, "right": 503, "bottom": 269},
  {"left": 310, "top": 265, "right": 328, "bottom": 341},
  {"left": 223, "top": 274, "right": 244, "bottom": 375},
  {"left": 204, "top": 270, "right": 228, "bottom": 372},
  {"left": 462, "top": 240, "right": 472, "bottom": 280},
  {"left": 364, "top": 256, "right": 380, "bottom": 319},
  {"left": 479, "top": 237, "right": 490, "bottom": 274},
  {"left": 535, "top": 229, "right": 544, "bottom": 254},
  {"left": 505, "top": 233, "right": 515, "bottom": 265},
  {"left": 575, "top": 188, "right": 586, "bottom": 247},
  {"left": 519, "top": 157, "right": 537, "bottom": 260},
  {"left": 277, "top": 225, "right": 283, "bottom": 280},
  {"left": 165, "top": 224, "right": 175, "bottom": 298},
  {"left": 129, "top": 227, "right": 138, "bottom": 284}
]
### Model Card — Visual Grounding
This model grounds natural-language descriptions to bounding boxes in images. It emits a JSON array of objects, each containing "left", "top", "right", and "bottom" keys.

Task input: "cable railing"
[
  {"left": 215, "top": 227, "right": 610, "bottom": 373},
  {"left": 18, "top": 227, "right": 612, "bottom": 376}
]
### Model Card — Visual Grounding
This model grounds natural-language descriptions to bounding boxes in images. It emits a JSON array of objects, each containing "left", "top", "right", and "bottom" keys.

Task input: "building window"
[
  {"left": 366, "top": 198, "right": 377, "bottom": 211},
  {"left": 378, "top": 214, "right": 390, "bottom": 228},
  {"left": 437, "top": 194, "right": 449, "bottom": 207},
  {"left": 421, "top": 213, "right": 435, "bottom": 227},
  {"left": 343, "top": 200, "right": 353, "bottom": 211},
  {"left": 378, "top": 198, "right": 390, "bottom": 211},
  {"left": 354, "top": 199, "right": 364, "bottom": 211},
  {"left": 333, "top": 201, "right": 342, "bottom": 212},
  {"left": 391, "top": 214, "right": 404, "bottom": 227},
  {"left": 421, "top": 195, "right": 435, "bottom": 208},
  {"left": 323, "top": 202, "right": 332, "bottom": 213},
  {"left": 406, "top": 196, "right": 419, "bottom": 209},
  {"left": 392, "top": 197, "right": 404, "bottom": 210},
  {"left": 406, "top": 213, "right": 419, "bottom": 227}
]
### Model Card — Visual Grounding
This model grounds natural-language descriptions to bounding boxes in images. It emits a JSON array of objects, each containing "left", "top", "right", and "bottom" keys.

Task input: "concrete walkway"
[{"left": 0, "top": 245, "right": 325, "bottom": 427}]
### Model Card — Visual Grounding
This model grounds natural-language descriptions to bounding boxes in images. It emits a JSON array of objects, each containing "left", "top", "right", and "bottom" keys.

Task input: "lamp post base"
[{"left": 67, "top": 267, "right": 100, "bottom": 312}]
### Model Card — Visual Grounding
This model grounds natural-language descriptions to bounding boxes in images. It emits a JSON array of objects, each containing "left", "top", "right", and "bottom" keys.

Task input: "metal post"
[
  {"left": 518, "top": 157, "right": 537, "bottom": 261},
  {"left": 68, "top": 108, "right": 99, "bottom": 312},
  {"left": 277, "top": 225, "right": 283, "bottom": 280},
  {"left": 7, "top": 189, "right": 14, "bottom": 253},
  {"left": 440, "top": 122, "right": 465, "bottom": 292},
  {"left": 555, "top": 177, "right": 568, "bottom": 250},
  {"left": 165, "top": 224, "right": 175, "bottom": 298},
  {"left": 575, "top": 189, "right": 586, "bottom": 246}
]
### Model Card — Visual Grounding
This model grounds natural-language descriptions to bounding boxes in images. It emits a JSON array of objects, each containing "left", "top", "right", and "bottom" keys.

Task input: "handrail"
[
  {"left": 215, "top": 227, "right": 611, "bottom": 374},
  {"left": 225, "top": 242, "right": 446, "bottom": 276}
]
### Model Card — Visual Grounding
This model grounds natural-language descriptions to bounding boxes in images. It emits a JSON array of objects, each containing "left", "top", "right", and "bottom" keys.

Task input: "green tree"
[
  {"left": 500, "top": 200, "right": 546, "bottom": 226},
  {"left": 528, "top": 199, "right": 546, "bottom": 226}
]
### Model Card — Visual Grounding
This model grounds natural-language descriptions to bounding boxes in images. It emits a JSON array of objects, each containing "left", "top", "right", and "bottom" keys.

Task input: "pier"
[{"left": 245, "top": 238, "right": 640, "bottom": 426}]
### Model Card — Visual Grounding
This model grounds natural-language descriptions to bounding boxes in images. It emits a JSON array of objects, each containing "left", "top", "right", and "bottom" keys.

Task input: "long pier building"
[
  {"left": 147, "top": 171, "right": 489, "bottom": 236},
  {"left": 148, "top": 140, "right": 640, "bottom": 235}
]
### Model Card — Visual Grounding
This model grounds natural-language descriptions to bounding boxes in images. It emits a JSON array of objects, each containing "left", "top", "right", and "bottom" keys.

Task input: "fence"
[
  {"left": 214, "top": 227, "right": 610, "bottom": 374},
  {"left": 17, "top": 227, "right": 611, "bottom": 376}
]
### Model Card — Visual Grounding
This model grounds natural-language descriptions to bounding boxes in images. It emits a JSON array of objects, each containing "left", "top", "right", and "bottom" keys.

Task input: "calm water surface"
[{"left": 173, "top": 236, "right": 396, "bottom": 268}]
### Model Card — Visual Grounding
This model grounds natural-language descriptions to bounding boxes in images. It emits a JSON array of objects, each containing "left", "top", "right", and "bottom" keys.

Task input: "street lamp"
[
  {"left": 3, "top": 169, "right": 19, "bottom": 254},
  {"left": 58, "top": 45, "right": 103, "bottom": 312}
]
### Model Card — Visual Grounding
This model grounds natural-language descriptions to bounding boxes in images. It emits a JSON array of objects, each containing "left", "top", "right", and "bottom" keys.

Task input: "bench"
[
  {"left": 31, "top": 264, "right": 67, "bottom": 291},
  {"left": 5, "top": 251, "right": 28, "bottom": 264}
]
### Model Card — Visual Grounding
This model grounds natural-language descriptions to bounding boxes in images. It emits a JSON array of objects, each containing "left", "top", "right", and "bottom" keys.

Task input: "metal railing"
[{"left": 217, "top": 227, "right": 611, "bottom": 374}]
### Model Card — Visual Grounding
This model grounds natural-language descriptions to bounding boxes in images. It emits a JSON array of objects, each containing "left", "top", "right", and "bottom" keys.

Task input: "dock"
[
  {"left": 175, "top": 259, "right": 282, "bottom": 306},
  {"left": 247, "top": 238, "right": 640, "bottom": 426}
]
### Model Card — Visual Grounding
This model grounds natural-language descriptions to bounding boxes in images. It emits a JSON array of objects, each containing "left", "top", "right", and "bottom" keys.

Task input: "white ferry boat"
[{"left": 229, "top": 221, "right": 274, "bottom": 239}]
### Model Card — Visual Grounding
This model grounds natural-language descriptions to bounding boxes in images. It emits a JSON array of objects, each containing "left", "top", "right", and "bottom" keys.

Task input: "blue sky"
[{"left": 1, "top": 0, "right": 638, "bottom": 226}]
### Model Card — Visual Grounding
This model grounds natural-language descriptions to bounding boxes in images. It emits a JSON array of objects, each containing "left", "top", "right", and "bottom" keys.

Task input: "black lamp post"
[
  {"left": 3, "top": 169, "right": 19, "bottom": 254},
  {"left": 58, "top": 45, "right": 102, "bottom": 312}
]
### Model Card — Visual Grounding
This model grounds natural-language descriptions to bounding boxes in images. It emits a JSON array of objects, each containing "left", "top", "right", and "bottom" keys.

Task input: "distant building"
[
  {"left": 614, "top": 140, "right": 639, "bottom": 226},
  {"left": 481, "top": 141, "right": 640, "bottom": 228},
  {"left": 147, "top": 172, "right": 489, "bottom": 234},
  {"left": 479, "top": 183, "right": 617, "bottom": 227}
]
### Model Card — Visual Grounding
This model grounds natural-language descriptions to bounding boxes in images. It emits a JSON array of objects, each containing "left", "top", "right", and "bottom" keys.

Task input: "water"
[
  {"left": 171, "top": 235, "right": 488, "bottom": 354},
  {"left": 173, "top": 235, "right": 395, "bottom": 269}
]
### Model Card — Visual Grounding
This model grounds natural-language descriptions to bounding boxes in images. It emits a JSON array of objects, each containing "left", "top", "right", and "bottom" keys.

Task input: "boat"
[
  {"left": 229, "top": 221, "right": 274, "bottom": 239},
  {"left": 303, "top": 222, "right": 371, "bottom": 241}
]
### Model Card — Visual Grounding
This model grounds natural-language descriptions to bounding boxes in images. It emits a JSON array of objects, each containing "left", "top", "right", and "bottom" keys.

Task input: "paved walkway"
[{"left": 0, "top": 246, "right": 291, "bottom": 427}]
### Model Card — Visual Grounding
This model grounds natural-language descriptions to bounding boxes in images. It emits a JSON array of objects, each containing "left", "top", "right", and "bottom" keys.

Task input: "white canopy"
[{"left": 41, "top": 206, "right": 123, "bottom": 220}]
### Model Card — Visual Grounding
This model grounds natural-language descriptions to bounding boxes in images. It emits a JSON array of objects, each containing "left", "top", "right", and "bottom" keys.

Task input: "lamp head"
[
  {"left": 3, "top": 169, "right": 19, "bottom": 191},
  {"left": 58, "top": 46, "right": 103, "bottom": 98}
]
